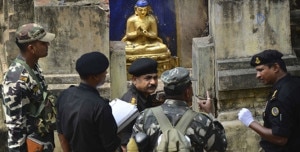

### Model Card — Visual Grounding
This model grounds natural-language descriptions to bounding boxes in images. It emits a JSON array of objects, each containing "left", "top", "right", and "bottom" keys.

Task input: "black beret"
[
  {"left": 76, "top": 51, "right": 109, "bottom": 76},
  {"left": 250, "top": 49, "right": 283, "bottom": 66},
  {"left": 128, "top": 58, "right": 158, "bottom": 76}
]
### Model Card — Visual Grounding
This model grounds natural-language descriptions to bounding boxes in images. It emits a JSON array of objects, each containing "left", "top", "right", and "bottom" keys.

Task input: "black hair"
[
  {"left": 79, "top": 75, "right": 89, "bottom": 80},
  {"left": 15, "top": 38, "right": 31, "bottom": 53},
  {"left": 164, "top": 81, "right": 192, "bottom": 96},
  {"left": 266, "top": 59, "right": 287, "bottom": 72}
]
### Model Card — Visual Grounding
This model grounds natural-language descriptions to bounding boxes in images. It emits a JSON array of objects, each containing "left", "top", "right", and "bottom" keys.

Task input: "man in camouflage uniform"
[
  {"left": 1, "top": 23, "right": 55, "bottom": 152},
  {"left": 130, "top": 67, "right": 227, "bottom": 151}
]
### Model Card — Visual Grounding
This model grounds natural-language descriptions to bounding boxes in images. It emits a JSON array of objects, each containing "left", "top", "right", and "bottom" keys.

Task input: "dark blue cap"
[
  {"left": 136, "top": 0, "right": 149, "bottom": 7},
  {"left": 250, "top": 49, "right": 283, "bottom": 66},
  {"left": 128, "top": 58, "right": 157, "bottom": 76},
  {"left": 76, "top": 51, "right": 109, "bottom": 76}
]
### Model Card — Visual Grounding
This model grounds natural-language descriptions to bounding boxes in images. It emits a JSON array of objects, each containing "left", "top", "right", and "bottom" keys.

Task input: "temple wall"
[
  {"left": 210, "top": 0, "right": 292, "bottom": 59},
  {"left": 0, "top": 0, "right": 110, "bottom": 151}
]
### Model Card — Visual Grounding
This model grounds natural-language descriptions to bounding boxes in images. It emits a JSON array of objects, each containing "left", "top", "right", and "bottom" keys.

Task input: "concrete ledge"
[
  {"left": 44, "top": 74, "right": 80, "bottom": 84},
  {"left": 217, "top": 55, "right": 300, "bottom": 70},
  {"left": 217, "top": 55, "right": 300, "bottom": 91}
]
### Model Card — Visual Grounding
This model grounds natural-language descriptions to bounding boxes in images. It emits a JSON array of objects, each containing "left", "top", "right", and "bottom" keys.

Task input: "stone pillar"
[
  {"left": 191, "top": 36, "right": 216, "bottom": 114},
  {"left": 110, "top": 41, "right": 127, "bottom": 99}
]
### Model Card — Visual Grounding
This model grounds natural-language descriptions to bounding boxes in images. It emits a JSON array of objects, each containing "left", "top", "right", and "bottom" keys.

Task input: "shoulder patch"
[
  {"left": 271, "top": 107, "right": 279, "bottom": 116},
  {"left": 19, "top": 76, "right": 28, "bottom": 82}
]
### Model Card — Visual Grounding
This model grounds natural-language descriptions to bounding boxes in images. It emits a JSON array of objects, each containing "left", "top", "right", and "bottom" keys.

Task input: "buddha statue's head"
[{"left": 135, "top": 0, "right": 151, "bottom": 17}]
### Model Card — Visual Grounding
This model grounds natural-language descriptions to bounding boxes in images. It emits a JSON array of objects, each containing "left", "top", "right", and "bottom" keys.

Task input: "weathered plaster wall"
[
  {"left": 35, "top": 5, "right": 109, "bottom": 75},
  {"left": 175, "top": 0, "right": 208, "bottom": 67},
  {"left": 210, "top": 0, "right": 292, "bottom": 59},
  {"left": 0, "top": 0, "right": 110, "bottom": 151}
]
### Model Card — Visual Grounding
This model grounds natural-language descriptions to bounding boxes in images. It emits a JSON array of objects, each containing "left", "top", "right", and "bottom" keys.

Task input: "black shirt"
[
  {"left": 119, "top": 85, "right": 156, "bottom": 145},
  {"left": 121, "top": 85, "right": 155, "bottom": 111},
  {"left": 260, "top": 74, "right": 300, "bottom": 152},
  {"left": 56, "top": 83, "right": 120, "bottom": 152}
]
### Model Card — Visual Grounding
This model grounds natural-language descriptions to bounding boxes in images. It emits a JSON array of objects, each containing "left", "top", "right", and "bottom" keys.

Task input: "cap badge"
[
  {"left": 255, "top": 57, "right": 261, "bottom": 64},
  {"left": 271, "top": 107, "right": 279, "bottom": 116}
]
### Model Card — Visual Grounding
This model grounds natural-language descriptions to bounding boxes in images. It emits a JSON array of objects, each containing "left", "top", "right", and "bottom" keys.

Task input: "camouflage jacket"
[
  {"left": 132, "top": 99, "right": 227, "bottom": 152},
  {"left": 1, "top": 55, "right": 49, "bottom": 151}
]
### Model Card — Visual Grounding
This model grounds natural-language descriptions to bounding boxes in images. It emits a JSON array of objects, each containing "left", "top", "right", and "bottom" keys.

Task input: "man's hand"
[
  {"left": 120, "top": 145, "right": 127, "bottom": 152},
  {"left": 58, "top": 133, "right": 71, "bottom": 152},
  {"left": 238, "top": 108, "right": 254, "bottom": 127},
  {"left": 197, "top": 91, "right": 213, "bottom": 114}
]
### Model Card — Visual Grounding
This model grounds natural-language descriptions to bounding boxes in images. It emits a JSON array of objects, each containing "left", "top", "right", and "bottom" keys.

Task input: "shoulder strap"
[
  {"left": 151, "top": 106, "right": 173, "bottom": 133},
  {"left": 152, "top": 106, "right": 197, "bottom": 134},
  {"left": 14, "top": 58, "right": 44, "bottom": 91},
  {"left": 175, "top": 110, "right": 197, "bottom": 134},
  {"left": 14, "top": 58, "right": 48, "bottom": 117}
]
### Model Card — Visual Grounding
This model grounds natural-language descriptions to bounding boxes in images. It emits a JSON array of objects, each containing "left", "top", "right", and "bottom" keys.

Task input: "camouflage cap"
[
  {"left": 250, "top": 49, "right": 283, "bottom": 66},
  {"left": 161, "top": 67, "right": 196, "bottom": 90},
  {"left": 16, "top": 23, "right": 55, "bottom": 43}
]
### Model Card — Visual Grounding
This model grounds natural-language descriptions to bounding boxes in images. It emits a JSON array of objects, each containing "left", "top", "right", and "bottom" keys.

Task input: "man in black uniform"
[
  {"left": 56, "top": 52, "right": 120, "bottom": 152},
  {"left": 120, "top": 58, "right": 161, "bottom": 151},
  {"left": 238, "top": 49, "right": 300, "bottom": 152}
]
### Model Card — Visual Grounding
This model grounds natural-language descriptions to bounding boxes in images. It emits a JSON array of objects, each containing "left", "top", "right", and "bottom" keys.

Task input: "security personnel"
[
  {"left": 238, "top": 49, "right": 300, "bottom": 152},
  {"left": 56, "top": 52, "right": 121, "bottom": 152},
  {"left": 130, "top": 67, "right": 227, "bottom": 152},
  {"left": 119, "top": 58, "right": 164, "bottom": 151},
  {"left": 1, "top": 23, "right": 55, "bottom": 152},
  {"left": 121, "top": 58, "right": 161, "bottom": 110}
]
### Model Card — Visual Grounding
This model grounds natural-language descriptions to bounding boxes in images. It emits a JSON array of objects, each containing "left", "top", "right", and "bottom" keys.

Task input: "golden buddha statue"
[{"left": 122, "top": 0, "right": 178, "bottom": 77}]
